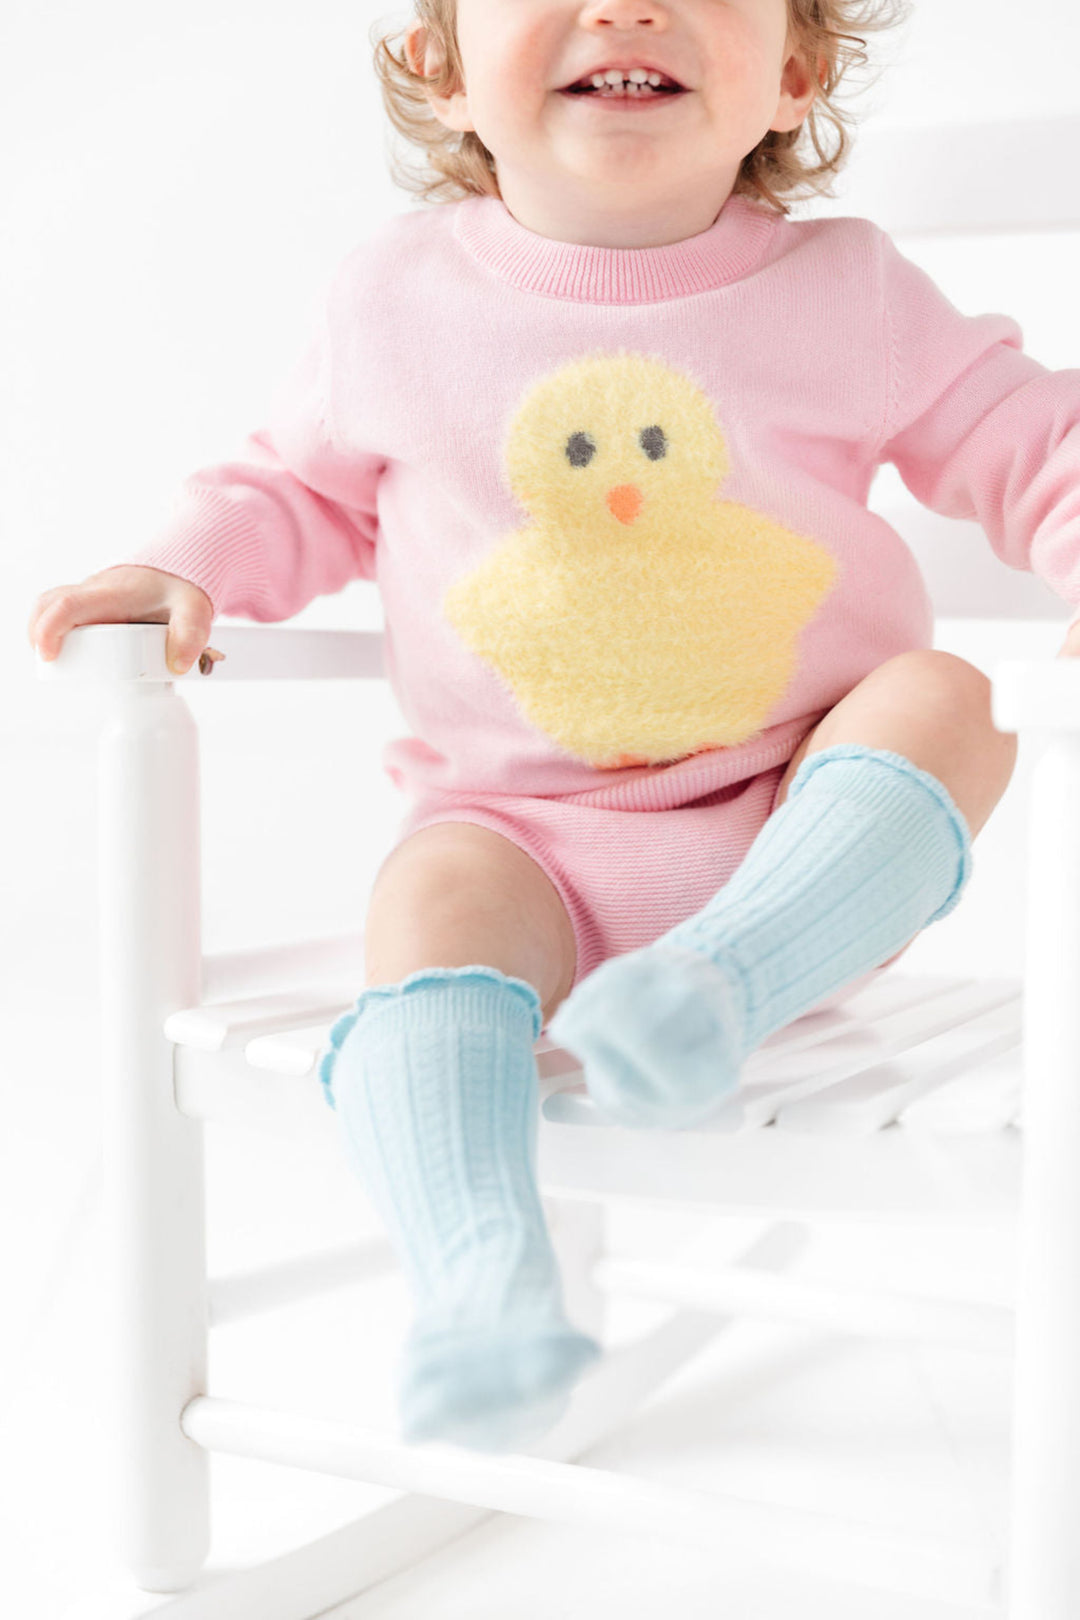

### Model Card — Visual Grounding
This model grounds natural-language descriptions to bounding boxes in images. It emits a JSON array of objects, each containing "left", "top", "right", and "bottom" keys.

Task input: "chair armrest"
[
  {"left": 992, "top": 660, "right": 1080, "bottom": 733},
  {"left": 33, "top": 623, "right": 385, "bottom": 684},
  {"left": 35, "top": 631, "right": 1071, "bottom": 730}
]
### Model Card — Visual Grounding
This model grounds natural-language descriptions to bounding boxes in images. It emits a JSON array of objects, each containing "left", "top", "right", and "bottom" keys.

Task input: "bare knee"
[
  {"left": 780, "top": 650, "right": 1017, "bottom": 836},
  {"left": 362, "top": 822, "right": 577, "bottom": 1027},
  {"left": 872, "top": 651, "right": 1017, "bottom": 818},
  {"left": 880, "top": 650, "right": 998, "bottom": 728}
]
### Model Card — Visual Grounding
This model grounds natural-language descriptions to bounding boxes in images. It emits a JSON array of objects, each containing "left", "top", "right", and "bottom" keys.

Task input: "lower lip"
[{"left": 559, "top": 88, "right": 688, "bottom": 111}]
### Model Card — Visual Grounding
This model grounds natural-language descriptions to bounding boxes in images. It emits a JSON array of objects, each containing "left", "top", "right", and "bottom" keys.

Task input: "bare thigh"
[{"left": 362, "top": 822, "right": 579, "bottom": 1027}]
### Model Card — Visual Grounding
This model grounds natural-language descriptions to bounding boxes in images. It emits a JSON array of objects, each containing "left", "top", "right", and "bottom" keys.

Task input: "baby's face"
[{"left": 413, "top": 0, "right": 816, "bottom": 247}]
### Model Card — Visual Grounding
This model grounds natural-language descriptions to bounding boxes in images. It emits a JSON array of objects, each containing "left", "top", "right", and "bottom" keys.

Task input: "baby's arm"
[
  {"left": 115, "top": 294, "right": 383, "bottom": 629},
  {"left": 117, "top": 406, "right": 383, "bottom": 628},
  {"left": 31, "top": 249, "right": 385, "bottom": 660},
  {"left": 875, "top": 227, "right": 1080, "bottom": 626}
]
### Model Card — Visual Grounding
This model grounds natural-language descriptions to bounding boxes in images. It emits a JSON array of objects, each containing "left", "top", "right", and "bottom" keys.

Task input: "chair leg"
[
  {"left": 1007, "top": 734, "right": 1080, "bottom": 1619},
  {"left": 545, "top": 1194, "right": 607, "bottom": 1341},
  {"left": 99, "top": 681, "right": 210, "bottom": 1591}
]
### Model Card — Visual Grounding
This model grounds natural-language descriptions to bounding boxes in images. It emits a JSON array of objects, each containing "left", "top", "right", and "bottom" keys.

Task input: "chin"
[{"left": 582, "top": 149, "right": 675, "bottom": 190}]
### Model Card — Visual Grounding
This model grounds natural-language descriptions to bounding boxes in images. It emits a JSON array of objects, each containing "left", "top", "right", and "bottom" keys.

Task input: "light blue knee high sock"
[
  {"left": 547, "top": 745, "right": 973, "bottom": 1130},
  {"left": 318, "top": 965, "right": 600, "bottom": 1451}
]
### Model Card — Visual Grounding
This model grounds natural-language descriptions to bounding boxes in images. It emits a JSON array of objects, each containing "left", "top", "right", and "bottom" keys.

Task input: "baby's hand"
[
  {"left": 1058, "top": 619, "right": 1080, "bottom": 660},
  {"left": 28, "top": 565, "right": 214, "bottom": 675}
]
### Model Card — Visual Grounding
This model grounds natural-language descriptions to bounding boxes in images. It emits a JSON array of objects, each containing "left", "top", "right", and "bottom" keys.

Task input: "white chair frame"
[{"left": 39, "top": 112, "right": 1080, "bottom": 1619}]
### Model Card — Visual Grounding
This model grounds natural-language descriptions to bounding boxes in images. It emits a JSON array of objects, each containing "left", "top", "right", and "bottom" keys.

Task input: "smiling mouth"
[
  {"left": 560, "top": 66, "right": 688, "bottom": 99},
  {"left": 562, "top": 82, "right": 686, "bottom": 99}
]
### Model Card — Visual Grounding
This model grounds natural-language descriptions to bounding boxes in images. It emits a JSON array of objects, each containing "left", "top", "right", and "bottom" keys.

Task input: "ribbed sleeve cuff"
[{"left": 115, "top": 487, "right": 270, "bottom": 619}]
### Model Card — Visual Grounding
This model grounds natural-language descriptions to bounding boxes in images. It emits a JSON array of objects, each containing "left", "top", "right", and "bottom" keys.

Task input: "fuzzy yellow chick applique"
[{"left": 441, "top": 350, "right": 839, "bottom": 770}]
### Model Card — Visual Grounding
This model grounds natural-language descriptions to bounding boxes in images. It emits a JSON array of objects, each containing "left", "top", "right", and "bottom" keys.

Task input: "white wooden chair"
[{"left": 37, "top": 113, "right": 1080, "bottom": 1619}]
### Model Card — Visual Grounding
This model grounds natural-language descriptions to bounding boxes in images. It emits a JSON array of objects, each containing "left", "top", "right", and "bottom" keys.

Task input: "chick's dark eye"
[
  {"left": 639, "top": 424, "right": 667, "bottom": 461},
  {"left": 565, "top": 430, "right": 596, "bottom": 468}
]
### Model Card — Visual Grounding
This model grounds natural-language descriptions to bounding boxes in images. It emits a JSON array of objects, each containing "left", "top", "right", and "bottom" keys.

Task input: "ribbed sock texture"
[
  {"left": 318, "top": 965, "right": 600, "bottom": 1450},
  {"left": 547, "top": 745, "right": 973, "bottom": 1129}
]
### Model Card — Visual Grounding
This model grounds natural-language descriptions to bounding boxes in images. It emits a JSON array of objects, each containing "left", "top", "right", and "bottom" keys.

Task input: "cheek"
[
  {"left": 455, "top": 78, "right": 524, "bottom": 158},
  {"left": 464, "top": 61, "right": 548, "bottom": 143},
  {"left": 703, "top": 16, "right": 780, "bottom": 104},
  {"left": 474, "top": 11, "right": 569, "bottom": 122}
]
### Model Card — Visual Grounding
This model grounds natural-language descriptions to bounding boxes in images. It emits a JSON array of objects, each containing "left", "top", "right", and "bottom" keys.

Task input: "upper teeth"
[{"left": 590, "top": 69, "right": 666, "bottom": 88}]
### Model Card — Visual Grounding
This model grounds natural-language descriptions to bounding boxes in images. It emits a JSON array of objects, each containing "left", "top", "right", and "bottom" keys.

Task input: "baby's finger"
[
  {"left": 28, "top": 585, "right": 90, "bottom": 651},
  {"left": 166, "top": 610, "right": 214, "bottom": 675},
  {"left": 31, "top": 569, "right": 175, "bottom": 658},
  {"left": 30, "top": 598, "right": 74, "bottom": 659},
  {"left": 31, "top": 589, "right": 162, "bottom": 659},
  {"left": 27, "top": 590, "right": 63, "bottom": 649}
]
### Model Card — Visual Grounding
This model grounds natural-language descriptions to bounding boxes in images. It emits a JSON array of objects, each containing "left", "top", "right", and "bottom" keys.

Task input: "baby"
[{"left": 28, "top": 0, "right": 1080, "bottom": 1455}]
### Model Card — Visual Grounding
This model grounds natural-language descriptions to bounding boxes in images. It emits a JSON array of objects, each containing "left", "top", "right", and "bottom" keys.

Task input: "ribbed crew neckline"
[{"left": 452, "top": 191, "right": 778, "bottom": 305}]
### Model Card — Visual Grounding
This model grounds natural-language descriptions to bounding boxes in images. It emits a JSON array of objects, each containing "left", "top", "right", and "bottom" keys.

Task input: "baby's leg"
[
  {"left": 550, "top": 651, "right": 1015, "bottom": 1129},
  {"left": 320, "top": 822, "right": 597, "bottom": 1452},
  {"left": 361, "top": 821, "right": 578, "bottom": 1023}
]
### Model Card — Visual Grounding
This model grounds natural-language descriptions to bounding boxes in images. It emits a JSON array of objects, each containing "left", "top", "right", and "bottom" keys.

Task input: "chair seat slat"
[
  {"left": 773, "top": 1001, "right": 1023, "bottom": 1135},
  {"left": 898, "top": 1049, "right": 1025, "bottom": 1135},
  {"left": 243, "top": 1019, "right": 587, "bottom": 1096},
  {"left": 717, "top": 979, "right": 1021, "bottom": 1132},
  {"left": 192, "top": 971, "right": 1024, "bottom": 1146},
  {"left": 542, "top": 983, "right": 1021, "bottom": 1137},
  {"left": 178, "top": 970, "right": 957, "bottom": 1066},
  {"left": 165, "top": 988, "right": 360, "bottom": 1051},
  {"left": 201, "top": 931, "right": 366, "bottom": 1002},
  {"left": 746, "top": 972, "right": 965, "bottom": 1069},
  {"left": 244, "top": 1021, "right": 341, "bottom": 1076}
]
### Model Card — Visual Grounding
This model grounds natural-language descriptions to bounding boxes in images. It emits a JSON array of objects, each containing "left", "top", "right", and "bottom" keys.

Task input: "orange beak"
[{"left": 605, "top": 483, "right": 643, "bottom": 525}]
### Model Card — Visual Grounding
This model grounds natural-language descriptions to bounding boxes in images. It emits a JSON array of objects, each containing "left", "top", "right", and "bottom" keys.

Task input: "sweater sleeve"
[
  {"left": 116, "top": 259, "right": 383, "bottom": 621},
  {"left": 875, "top": 228, "right": 1080, "bottom": 628}
]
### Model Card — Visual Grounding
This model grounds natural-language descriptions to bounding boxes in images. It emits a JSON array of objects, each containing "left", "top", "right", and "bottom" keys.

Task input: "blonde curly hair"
[{"left": 371, "top": 1, "right": 911, "bottom": 216}]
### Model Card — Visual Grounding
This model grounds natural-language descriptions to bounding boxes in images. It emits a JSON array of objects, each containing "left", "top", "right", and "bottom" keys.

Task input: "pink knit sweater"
[{"left": 120, "top": 191, "right": 1080, "bottom": 808}]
